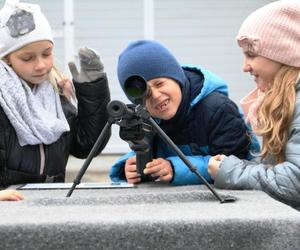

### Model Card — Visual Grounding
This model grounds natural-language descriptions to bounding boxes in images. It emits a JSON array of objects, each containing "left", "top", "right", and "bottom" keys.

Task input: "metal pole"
[
  {"left": 63, "top": 0, "right": 75, "bottom": 72},
  {"left": 143, "top": 0, "right": 154, "bottom": 39}
]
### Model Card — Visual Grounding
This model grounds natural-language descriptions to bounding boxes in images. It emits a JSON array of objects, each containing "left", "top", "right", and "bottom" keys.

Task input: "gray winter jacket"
[{"left": 214, "top": 80, "right": 300, "bottom": 208}]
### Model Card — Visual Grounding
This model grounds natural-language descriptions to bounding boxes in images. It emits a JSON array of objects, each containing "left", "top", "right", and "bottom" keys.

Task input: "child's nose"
[
  {"left": 150, "top": 87, "right": 160, "bottom": 99},
  {"left": 242, "top": 58, "right": 251, "bottom": 72},
  {"left": 34, "top": 58, "right": 46, "bottom": 71}
]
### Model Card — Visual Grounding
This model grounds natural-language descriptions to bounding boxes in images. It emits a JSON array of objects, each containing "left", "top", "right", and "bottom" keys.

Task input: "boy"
[{"left": 110, "top": 40, "right": 257, "bottom": 185}]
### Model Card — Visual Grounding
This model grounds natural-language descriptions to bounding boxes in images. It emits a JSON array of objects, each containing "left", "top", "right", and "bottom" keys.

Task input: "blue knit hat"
[{"left": 117, "top": 40, "right": 187, "bottom": 102}]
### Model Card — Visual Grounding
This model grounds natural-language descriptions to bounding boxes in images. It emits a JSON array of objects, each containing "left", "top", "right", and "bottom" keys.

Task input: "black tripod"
[{"left": 66, "top": 100, "right": 236, "bottom": 203}]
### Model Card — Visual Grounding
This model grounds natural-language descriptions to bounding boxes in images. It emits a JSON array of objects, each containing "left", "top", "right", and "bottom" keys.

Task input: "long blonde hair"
[
  {"left": 255, "top": 66, "right": 300, "bottom": 163},
  {"left": 48, "top": 66, "right": 77, "bottom": 106},
  {"left": 48, "top": 66, "right": 63, "bottom": 92}
]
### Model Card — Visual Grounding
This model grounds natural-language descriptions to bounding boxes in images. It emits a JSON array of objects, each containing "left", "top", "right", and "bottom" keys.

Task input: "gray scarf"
[{"left": 0, "top": 60, "right": 70, "bottom": 146}]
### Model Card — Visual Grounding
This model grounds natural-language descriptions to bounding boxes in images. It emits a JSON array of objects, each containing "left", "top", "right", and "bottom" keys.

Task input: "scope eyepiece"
[{"left": 124, "top": 75, "right": 148, "bottom": 101}]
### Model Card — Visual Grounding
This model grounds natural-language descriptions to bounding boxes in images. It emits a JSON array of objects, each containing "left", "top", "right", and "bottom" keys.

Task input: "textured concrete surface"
[{"left": 1, "top": 184, "right": 300, "bottom": 250}]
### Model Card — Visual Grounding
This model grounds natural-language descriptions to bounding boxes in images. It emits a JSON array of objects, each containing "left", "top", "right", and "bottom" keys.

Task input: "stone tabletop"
[{"left": 0, "top": 184, "right": 299, "bottom": 250}]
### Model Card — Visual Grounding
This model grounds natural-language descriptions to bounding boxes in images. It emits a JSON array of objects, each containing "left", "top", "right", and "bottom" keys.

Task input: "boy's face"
[
  {"left": 5, "top": 40, "right": 54, "bottom": 87},
  {"left": 145, "top": 77, "right": 182, "bottom": 120}
]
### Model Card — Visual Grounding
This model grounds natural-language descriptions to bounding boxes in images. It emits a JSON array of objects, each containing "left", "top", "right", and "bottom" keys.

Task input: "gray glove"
[{"left": 68, "top": 47, "right": 105, "bottom": 83}]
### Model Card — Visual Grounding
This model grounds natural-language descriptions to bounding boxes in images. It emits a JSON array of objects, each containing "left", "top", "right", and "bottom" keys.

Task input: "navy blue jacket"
[{"left": 110, "top": 65, "right": 259, "bottom": 185}]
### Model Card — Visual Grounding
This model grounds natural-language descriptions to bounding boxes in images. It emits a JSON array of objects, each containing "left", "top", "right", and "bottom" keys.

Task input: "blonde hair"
[
  {"left": 48, "top": 66, "right": 62, "bottom": 92},
  {"left": 255, "top": 66, "right": 300, "bottom": 163},
  {"left": 48, "top": 66, "right": 76, "bottom": 104}
]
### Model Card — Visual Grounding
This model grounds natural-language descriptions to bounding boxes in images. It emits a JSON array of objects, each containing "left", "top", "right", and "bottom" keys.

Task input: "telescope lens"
[{"left": 124, "top": 75, "right": 147, "bottom": 98}]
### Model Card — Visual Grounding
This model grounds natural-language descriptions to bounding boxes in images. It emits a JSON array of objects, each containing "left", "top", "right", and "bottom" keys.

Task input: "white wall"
[{"left": 0, "top": 0, "right": 274, "bottom": 153}]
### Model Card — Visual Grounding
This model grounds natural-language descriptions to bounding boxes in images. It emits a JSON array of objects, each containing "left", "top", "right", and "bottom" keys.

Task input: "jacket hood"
[
  {"left": 182, "top": 64, "right": 228, "bottom": 107},
  {"left": 158, "top": 65, "right": 229, "bottom": 134}
]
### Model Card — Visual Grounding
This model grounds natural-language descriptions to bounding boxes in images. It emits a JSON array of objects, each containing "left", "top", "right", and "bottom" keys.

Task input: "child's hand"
[
  {"left": 144, "top": 158, "right": 173, "bottom": 183},
  {"left": 0, "top": 190, "right": 24, "bottom": 201},
  {"left": 124, "top": 156, "right": 141, "bottom": 184},
  {"left": 208, "top": 154, "right": 225, "bottom": 179}
]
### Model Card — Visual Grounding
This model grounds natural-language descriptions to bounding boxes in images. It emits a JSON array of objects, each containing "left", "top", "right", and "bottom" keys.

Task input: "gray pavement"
[{"left": 65, "top": 154, "right": 121, "bottom": 183}]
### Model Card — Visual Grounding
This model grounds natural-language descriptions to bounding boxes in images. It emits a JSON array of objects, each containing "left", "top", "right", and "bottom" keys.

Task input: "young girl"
[
  {"left": 110, "top": 40, "right": 258, "bottom": 185},
  {"left": 208, "top": 0, "right": 300, "bottom": 208},
  {"left": 0, "top": 0, "right": 110, "bottom": 187}
]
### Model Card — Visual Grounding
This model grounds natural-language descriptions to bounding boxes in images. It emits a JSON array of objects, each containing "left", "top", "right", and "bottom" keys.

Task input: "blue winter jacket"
[{"left": 110, "top": 65, "right": 259, "bottom": 185}]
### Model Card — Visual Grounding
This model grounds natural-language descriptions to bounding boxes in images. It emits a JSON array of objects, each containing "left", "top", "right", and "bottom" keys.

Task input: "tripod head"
[{"left": 107, "top": 99, "right": 155, "bottom": 182}]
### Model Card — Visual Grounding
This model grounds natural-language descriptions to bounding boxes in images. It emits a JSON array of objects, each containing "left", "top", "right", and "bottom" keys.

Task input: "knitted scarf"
[
  {"left": 0, "top": 60, "right": 70, "bottom": 146},
  {"left": 240, "top": 87, "right": 265, "bottom": 130}
]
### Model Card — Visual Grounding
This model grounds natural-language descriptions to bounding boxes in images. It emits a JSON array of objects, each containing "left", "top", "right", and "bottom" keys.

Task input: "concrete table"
[{"left": 0, "top": 184, "right": 299, "bottom": 250}]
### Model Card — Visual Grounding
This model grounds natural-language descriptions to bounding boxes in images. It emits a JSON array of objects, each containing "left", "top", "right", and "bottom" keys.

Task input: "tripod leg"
[
  {"left": 66, "top": 121, "right": 113, "bottom": 197},
  {"left": 147, "top": 117, "right": 235, "bottom": 203}
]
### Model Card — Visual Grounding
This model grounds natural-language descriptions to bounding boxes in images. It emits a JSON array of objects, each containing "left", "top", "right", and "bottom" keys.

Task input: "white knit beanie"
[
  {"left": 237, "top": 0, "right": 300, "bottom": 67},
  {"left": 0, "top": 0, "right": 53, "bottom": 58}
]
